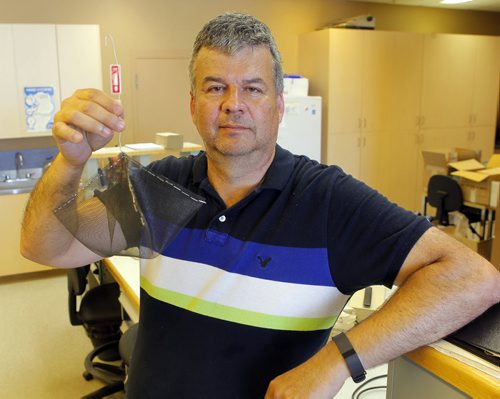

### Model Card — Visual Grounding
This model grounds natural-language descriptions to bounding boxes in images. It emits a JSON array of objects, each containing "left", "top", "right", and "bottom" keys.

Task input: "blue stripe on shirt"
[{"left": 163, "top": 228, "right": 334, "bottom": 287}]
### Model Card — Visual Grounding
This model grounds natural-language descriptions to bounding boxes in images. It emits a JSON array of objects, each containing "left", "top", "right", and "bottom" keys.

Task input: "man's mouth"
[{"left": 220, "top": 124, "right": 249, "bottom": 130}]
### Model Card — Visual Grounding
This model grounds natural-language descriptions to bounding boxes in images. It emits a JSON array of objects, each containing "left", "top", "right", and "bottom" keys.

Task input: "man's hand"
[
  {"left": 264, "top": 342, "right": 350, "bottom": 399},
  {"left": 52, "top": 88, "right": 125, "bottom": 167}
]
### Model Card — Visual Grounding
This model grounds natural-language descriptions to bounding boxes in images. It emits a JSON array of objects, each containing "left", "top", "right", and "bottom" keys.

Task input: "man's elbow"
[
  {"left": 472, "top": 256, "right": 500, "bottom": 307},
  {"left": 484, "top": 263, "right": 500, "bottom": 304}
]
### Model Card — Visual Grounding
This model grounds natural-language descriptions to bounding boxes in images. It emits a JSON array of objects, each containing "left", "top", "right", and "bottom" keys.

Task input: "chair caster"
[{"left": 83, "top": 371, "right": 94, "bottom": 381}]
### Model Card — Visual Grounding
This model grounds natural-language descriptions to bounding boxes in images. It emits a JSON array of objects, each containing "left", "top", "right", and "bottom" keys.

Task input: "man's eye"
[
  {"left": 207, "top": 86, "right": 224, "bottom": 93},
  {"left": 246, "top": 87, "right": 263, "bottom": 94}
]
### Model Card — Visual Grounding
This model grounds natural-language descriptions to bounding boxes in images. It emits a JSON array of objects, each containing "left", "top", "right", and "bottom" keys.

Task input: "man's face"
[{"left": 190, "top": 46, "right": 284, "bottom": 158}]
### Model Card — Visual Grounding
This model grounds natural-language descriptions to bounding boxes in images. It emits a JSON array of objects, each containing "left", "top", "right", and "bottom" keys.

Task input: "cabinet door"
[
  {"left": 56, "top": 24, "right": 102, "bottom": 99},
  {"left": 330, "top": 131, "right": 360, "bottom": 178},
  {"left": 12, "top": 24, "right": 60, "bottom": 137},
  {"left": 470, "top": 36, "right": 500, "bottom": 127},
  {"left": 390, "top": 32, "right": 424, "bottom": 132},
  {"left": 0, "top": 25, "right": 22, "bottom": 139},
  {"left": 467, "top": 126, "right": 495, "bottom": 162},
  {"left": 330, "top": 30, "right": 363, "bottom": 133},
  {"left": 362, "top": 31, "right": 396, "bottom": 132},
  {"left": 0, "top": 193, "right": 50, "bottom": 277},
  {"left": 386, "top": 130, "right": 421, "bottom": 211},
  {"left": 360, "top": 130, "right": 392, "bottom": 196},
  {"left": 420, "top": 34, "right": 476, "bottom": 129}
]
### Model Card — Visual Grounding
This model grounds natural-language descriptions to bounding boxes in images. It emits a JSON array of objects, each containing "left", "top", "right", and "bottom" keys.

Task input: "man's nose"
[{"left": 222, "top": 87, "right": 243, "bottom": 113}]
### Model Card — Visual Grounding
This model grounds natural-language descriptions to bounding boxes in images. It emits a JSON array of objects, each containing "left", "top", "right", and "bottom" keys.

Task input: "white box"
[{"left": 283, "top": 77, "right": 309, "bottom": 96}]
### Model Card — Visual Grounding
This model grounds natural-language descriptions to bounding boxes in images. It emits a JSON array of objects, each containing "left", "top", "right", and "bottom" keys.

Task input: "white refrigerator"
[{"left": 277, "top": 96, "right": 322, "bottom": 162}]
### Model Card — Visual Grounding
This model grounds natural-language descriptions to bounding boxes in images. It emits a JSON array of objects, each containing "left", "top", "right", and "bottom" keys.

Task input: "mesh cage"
[{"left": 54, "top": 153, "right": 205, "bottom": 259}]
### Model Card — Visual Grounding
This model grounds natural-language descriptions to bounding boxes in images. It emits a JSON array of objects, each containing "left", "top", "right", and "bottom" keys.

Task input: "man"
[{"left": 21, "top": 12, "right": 500, "bottom": 398}]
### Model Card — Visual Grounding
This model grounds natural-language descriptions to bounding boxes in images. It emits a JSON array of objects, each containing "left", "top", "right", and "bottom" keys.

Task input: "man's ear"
[
  {"left": 277, "top": 92, "right": 285, "bottom": 124},
  {"left": 190, "top": 92, "right": 196, "bottom": 123}
]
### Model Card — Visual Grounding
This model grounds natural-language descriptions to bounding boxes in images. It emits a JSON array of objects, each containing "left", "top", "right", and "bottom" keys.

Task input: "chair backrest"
[
  {"left": 67, "top": 265, "right": 91, "bottom": 326},
  {"left": 427, "top": 175, "right": 463, "bottom": 225}
]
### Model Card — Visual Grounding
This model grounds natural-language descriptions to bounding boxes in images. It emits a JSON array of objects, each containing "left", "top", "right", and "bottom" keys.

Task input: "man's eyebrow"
[
  {"left": 242, "top": 78, "right": 267, "bottom": 86},
  {"left": 201, "top": 76, "right": 268, "bottom": 87},
  {"left": 202, "top": 76, "right": 225, "bottom": 84}
]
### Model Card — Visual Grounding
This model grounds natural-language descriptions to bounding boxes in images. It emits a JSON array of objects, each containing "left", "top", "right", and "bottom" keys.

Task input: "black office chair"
[
  {"left": 67, "top": 265, "right": 125, "bottom": 398},
  {"left": 427, "top": 175, "right": 463, "bottom": 226},
  {"left": 82, "top": 323, "right": 139, "bottom": 399}
]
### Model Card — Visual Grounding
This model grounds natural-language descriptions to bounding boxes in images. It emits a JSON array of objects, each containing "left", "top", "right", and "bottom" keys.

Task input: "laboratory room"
[{"left": 1, "top": 0, "right": 500, "bottom": 398}]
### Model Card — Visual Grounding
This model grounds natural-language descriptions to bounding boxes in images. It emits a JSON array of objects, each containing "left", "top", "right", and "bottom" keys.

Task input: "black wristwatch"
[{"left": 332, "top": 332, "right": 367, "bottom": 383}]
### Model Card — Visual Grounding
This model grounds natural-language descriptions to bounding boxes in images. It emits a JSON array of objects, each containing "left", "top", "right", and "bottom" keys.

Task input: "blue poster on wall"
[{"left": 24, "top": 86, "right": 56, "bottom": 132}]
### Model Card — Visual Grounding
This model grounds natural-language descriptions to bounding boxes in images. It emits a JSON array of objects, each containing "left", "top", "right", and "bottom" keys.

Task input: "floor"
[
  {"left": 0, "top": 270, "right": 386, "bottom": 399},
  {"left": 0, "top": 270, "right": 123, "bottom": 399}
]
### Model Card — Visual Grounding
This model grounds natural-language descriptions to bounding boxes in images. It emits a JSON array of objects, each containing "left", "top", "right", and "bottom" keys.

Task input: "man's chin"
[{"left": 214, "top": 142, "right": 258, "bottom": 157}]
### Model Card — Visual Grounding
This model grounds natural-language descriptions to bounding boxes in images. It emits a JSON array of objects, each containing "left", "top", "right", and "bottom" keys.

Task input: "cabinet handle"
[
  {"left": 358, "top": 118, "right": 362, "bottom": 129},
  {"left": 357, "top": 137, "right": 362, "bottom": 147},
  {"left": 363, "top": 118, "right": 367, "bottom": 129}
]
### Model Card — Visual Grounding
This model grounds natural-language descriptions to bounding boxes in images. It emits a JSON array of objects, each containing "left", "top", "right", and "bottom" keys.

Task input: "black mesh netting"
[{"left": 54, "top": 153, "right": 205, "bottom": 258}]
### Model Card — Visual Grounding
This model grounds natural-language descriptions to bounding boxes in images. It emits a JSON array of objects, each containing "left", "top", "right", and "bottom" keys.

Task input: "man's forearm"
[
  {"left": 20, "top": 153, "right": 86, "bottom": 266},
  {"left": 344, "top": 250, "right": 500, "bottom": 370}
]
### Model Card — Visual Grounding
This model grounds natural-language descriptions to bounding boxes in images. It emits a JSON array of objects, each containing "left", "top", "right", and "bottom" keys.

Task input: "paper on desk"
[
  {"left": 448, "top": 159, "right": 485, "bottom": 171},
  {"left": 430, "top": 340, "right": 500, "bottom": 379},
  {"left": 125, "top": 143, "right": 164, "bottom": 150}
]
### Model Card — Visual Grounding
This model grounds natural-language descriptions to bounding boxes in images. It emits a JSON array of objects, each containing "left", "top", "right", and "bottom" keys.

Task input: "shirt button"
[{"left": 218, "top": 215, "right": 226, "bottom": 222}]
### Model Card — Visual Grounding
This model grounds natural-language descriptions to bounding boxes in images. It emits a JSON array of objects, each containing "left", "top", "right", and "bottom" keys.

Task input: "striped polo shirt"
[{"left": 125, "top": 145, "right": 431, "bottom": 398}]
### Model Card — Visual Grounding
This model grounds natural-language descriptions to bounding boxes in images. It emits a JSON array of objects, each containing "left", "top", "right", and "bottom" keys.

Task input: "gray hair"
[{"left": 189, "top": 12, "right": 284, "bottom": 94}]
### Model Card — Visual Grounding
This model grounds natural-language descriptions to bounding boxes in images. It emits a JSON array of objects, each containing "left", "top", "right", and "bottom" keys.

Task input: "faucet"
[{"left": 15, "top": 152, "right": 24, "bottom": 179}]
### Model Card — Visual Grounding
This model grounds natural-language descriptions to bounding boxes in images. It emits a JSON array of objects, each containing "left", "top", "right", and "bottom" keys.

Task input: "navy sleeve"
[{"left": 327, "top": 169, "right": 432, "bottom": 295}]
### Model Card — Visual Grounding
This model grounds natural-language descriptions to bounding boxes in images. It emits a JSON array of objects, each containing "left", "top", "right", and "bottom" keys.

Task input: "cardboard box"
[
  {"left": 421, "top": 147, "right": 481, "bottom": 191},
  {"left": 439, "top": 225, "right": 492, "bottom": 261},
  {"left": 451, "top": 155, "right": 500, "bottom": 207},
  {"left": 155, "top": 132, "right": 184, "bottom": 149}
]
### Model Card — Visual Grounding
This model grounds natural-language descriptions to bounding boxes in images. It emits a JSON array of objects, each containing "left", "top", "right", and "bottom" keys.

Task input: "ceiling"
[{"left": 348, "top": 0, "right": 500, "bottom": 12}]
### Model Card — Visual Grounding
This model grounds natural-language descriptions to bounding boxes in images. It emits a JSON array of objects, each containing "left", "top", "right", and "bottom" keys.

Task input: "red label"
[{"left": 110, "top": 64, "right": 121, "bottom": 94}]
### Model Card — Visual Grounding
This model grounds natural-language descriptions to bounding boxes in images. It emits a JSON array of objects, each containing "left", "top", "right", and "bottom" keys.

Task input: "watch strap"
[{"left": 332, "top": 332, "right": 367, "bottom": 383}]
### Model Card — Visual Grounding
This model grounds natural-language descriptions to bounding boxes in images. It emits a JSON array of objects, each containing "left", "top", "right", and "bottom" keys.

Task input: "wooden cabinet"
[
  {"left": 419, "top": 34, "right": 476, "bottom": 130},
  {"left": 0, "top": 24, "right": 102, "bottom": 139},
  {"left": 470, "top": 36, "right": 500, "bottom": 128},
  {"left": 56, "top": 24, "right": 102, "bottom": 100},
  {"left": 299, "top": 29, "right": 500, "bottom": 212},
  {"left": 0, "top": 25, "right": 23, "bottom": 138},
  {"left": 300, "top": 29, "right": 396, "bottom": 193},
  {"left": 12, "top": 24, "right": 60, "bottom": 138},
  {"left": 0, "top": 193, "right": 52, "bottom": 277}
]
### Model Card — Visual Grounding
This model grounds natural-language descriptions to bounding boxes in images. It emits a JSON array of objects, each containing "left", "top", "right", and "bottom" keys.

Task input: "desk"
[
  {"left": 387, "top": 345, "right": 499, "bottom": 399},
  {"left": 102, "top": 256, "right": 140, "bottom": 323},
  {"left": 104, "top": 256, "right": 499, "bottom": 398}
]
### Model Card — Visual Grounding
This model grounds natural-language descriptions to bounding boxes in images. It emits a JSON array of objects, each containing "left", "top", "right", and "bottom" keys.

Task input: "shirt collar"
[{"left": 192, "top": 144, "right": 295, "bottom": 192}]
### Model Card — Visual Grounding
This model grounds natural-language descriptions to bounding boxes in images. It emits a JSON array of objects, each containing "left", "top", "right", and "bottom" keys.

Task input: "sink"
[{"left": 0, "top": 168, "right": 42, "bottom": 195}]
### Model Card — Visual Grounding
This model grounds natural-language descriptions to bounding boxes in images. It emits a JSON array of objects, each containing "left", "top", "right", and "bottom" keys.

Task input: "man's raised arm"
[{"left": 21, "top": 89, "right": 125, "bottom": 268}]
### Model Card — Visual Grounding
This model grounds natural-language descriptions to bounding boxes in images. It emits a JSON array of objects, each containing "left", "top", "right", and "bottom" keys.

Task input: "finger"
[
  {"left": 56, "top": 99, "right": 124, "bottom": 135},
  {"left": 53, "top": 121, "right": 86, "bottom": 144},
  {"left": 73, "top": 88, "right": 124, "bottom": 117}
]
